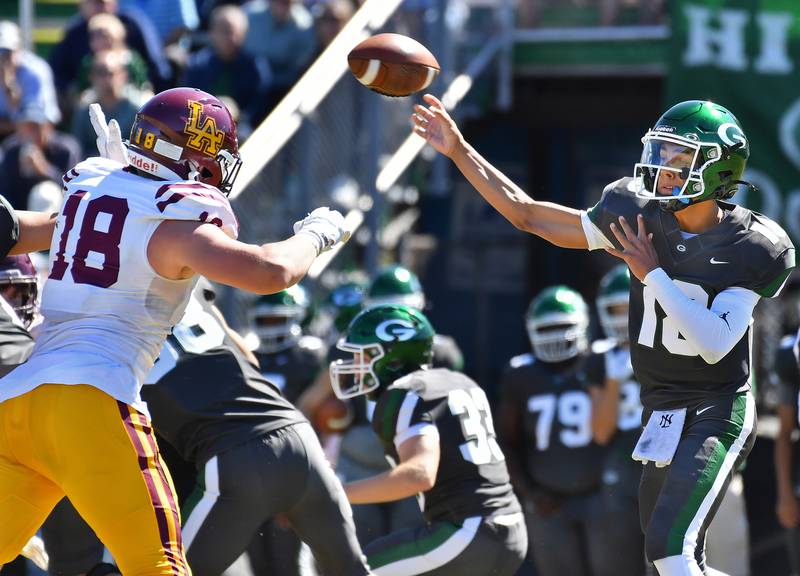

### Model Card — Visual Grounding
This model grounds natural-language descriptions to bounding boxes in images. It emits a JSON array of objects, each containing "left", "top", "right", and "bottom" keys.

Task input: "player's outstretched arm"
[
  {"left": 12, "top": 210, "right": 57, "bottom": 255},
  {"left": 412, "top": 94, "right": 588, "bottom": 249},
  {"left": 151, "top": 207, "right": 348, "bottom": 294},
  {"left": 150, "top": 221, "right": 320, "bottom": 294}
]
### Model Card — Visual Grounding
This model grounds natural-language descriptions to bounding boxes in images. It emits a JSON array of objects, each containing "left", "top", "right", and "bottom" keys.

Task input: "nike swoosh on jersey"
[
  {"left": 696, "top": 406, "right": 714, "bottom": 415},
  {"left": 709, "top": 257, "right": 729, "bottom": 264}
]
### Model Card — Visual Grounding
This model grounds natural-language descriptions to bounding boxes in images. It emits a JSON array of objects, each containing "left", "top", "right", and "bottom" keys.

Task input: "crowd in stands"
[{"left": 0, "top": 0, "right": 357, "bottom": 212}]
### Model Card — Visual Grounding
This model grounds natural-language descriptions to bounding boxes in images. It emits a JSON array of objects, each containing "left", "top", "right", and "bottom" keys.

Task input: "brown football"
[
  {"left": 348, "top": 33, "right": 440, "bottom": 97},
  {"left": 312, "top": 395, "right": 354, "bottom": 435}
]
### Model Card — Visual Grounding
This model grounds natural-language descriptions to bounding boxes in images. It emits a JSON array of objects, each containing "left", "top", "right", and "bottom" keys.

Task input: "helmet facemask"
[
  {"left": 215, "top": 149, "right": 242, "bottom": 195},
  {"left": 597, "top": 294, "right": 629, "bottom": 342},
  {"left": 526, "top": 315, "right": 588, "bottom": 363},
  {"left": 250, "top": 305, "right": 304, "bottom": 353},
  {"left": 0, "top": 276, "right": 37, "bottom": 328},
  {"left": 330, "top": 340, "right": 385, "bottom": 399},
  {"left": 633, "top": 132, "right": 723, "bottom": 212}
]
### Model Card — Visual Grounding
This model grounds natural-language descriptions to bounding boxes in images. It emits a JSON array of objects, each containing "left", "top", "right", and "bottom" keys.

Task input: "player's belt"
[{"left": 486, "top": 512, "right": 524, "bottom": 526}]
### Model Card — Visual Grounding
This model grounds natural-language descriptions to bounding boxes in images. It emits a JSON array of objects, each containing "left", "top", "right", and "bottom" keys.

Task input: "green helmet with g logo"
[
  {"left": 634, "top": 100, "right": 750, "bottom": 212},
  {"left": 330, "top": 304, "right": 434, "bottom": 399}
]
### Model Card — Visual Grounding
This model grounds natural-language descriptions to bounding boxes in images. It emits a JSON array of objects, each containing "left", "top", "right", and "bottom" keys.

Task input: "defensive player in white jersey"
[{"left": 0, "top": 87, "right": 350, "bottom": 575}]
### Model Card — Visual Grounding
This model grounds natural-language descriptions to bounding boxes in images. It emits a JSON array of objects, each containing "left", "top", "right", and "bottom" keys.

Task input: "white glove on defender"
[
  {"left": 604, "top": 347, "right": 633, "bottom": 382},
  {"left": 89, "top": 103, "right": 128, "bottom": 164},
  {"left": 293, "top": 207, "right": 350, "bottom": 255}
]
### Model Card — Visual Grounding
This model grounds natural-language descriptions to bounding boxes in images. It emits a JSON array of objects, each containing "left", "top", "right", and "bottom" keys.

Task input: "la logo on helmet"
[
  {"left": 718, "top": 123, "right": 747, "bottom": 147},
  {"left": 184, "top": 100, "right": 225, "bottom": 156},
  {"left": 376, "top": 319, "right": 416, "bottom": 342}
]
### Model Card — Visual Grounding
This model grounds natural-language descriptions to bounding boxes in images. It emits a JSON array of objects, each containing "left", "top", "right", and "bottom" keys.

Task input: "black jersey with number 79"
[
  {"left": 587, "top": 177, "right": 795, "bottom": 410},
  {"left": 371, "top": 368, "right": 521, "bottom": 523}
]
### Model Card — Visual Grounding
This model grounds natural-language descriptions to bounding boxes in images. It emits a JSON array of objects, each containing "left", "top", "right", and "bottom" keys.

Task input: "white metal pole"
[{"left": 19, "top": 0, "right": 34, "bottom": 52}]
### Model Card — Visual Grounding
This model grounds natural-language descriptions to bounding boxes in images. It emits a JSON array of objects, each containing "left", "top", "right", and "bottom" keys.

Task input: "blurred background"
[{"left": 3, "top": 0, "right": 800, "bottom": 574}]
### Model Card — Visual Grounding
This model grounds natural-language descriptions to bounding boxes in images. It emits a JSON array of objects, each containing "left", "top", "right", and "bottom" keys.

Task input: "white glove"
[
  {"left": 604, "top": 347, "right": 633, "bottom": 382},
  {"left": 89, "top": 103, "right": 128, "bottom": 164},
  {"left": 293, "top": 207, "right": 350, "bottom": 255},
  {"left": 22, "top": 535, "right": 49, "bottom": 570}
]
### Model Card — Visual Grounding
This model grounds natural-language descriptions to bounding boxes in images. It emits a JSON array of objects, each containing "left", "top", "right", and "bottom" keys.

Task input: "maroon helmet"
[
  {"left": 0, "top": 255, "right": 37, "bottom": 327},
  {"left": 127, "top": 87, "right": 242, "bottom": 194}
]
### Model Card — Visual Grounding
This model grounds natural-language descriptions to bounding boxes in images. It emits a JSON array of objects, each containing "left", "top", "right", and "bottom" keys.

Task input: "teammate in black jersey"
[
  {"left": 331, "top": 304, "right": 526, "bottom": 576},
  {"left": 499, "top": 285, "right": 622, "bottom": 576},
  {"left": 243, "top": 285, "right": 331, "bottom": 576},
  {"left": 412, "top": 96, "right": 795, "bottom": 574}
]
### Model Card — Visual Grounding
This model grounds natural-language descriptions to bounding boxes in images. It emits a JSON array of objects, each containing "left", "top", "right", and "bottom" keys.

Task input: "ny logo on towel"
[{"left": 659, "top": 414, "right": 673, "bottom": 428}]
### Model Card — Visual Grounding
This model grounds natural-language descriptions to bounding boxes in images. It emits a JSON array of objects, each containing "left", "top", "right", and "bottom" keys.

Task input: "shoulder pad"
[
  {"left": 153, "top": 181, "right": 238, "bottom": 239},
  {"left": 298, "top": 335, "right": 325, "bottom": 352},
  {"left": 509, "top": 352, "right": 535, "bottom": 369},
  {"left": 591, "top": 338, "right": 617, "bottom": 355},
  {"left": 741, "top": 212, "right": 795, "bottom": 297}
]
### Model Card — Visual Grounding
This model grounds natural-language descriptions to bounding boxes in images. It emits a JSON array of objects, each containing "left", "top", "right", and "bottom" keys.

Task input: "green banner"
[{"left": 667, "top": 0, "right": 800, "bottom": 240}]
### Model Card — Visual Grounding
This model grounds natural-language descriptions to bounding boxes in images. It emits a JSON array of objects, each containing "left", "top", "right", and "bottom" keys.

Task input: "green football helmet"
[
  {"left": 366, "top": 265, "right": 426, "bottom": 310},
  {"left": 248, "top": 284, "right": 310, "bottom": 353},
  {"left": 633, "top": 100, "right": 751, "bottom": 212},
  {"left": 328, "top": 280, "right": 367, "bottom": 333},
  {"left": 330, "top": 304, "right": 434, "bottom": 399},
  {"left": 526, "top": 285, "right": 589, "bottom": 363},
  {"left": 597, "top": 265, "right": 630, "bottom": 342}
]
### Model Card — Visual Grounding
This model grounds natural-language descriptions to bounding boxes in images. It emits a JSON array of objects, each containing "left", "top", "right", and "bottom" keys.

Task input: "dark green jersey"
[
  {"left": 371, "top": 368, "right": 521, "bottom": 523},
  {"left": 588, "top": 178, "right": 795, "bottom": 410},
  {"left": 501, "top": 353, "right": 606, "bottom": 495},
  {"left": 142, "top": 302, "right": 306, "bottom": 465},
  {"left": 256, "top": 335, "right": 327, "bottom": 405}
]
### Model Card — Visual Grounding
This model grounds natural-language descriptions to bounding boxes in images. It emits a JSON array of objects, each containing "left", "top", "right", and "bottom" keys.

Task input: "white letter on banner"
[
  {"left": 754, "top": 12, "right": 793, "bottom": 74},
  {"left": 683, "top": 5, "right": 748, "bottom": 71}
]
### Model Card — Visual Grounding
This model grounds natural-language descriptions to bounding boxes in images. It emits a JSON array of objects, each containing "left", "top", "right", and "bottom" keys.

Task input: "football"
[
  {"left": 347, "top": 33, "right": 440, "bottom": 97},
  {"left": 312, "top": 395, "right": 354, "bottom": 434}
]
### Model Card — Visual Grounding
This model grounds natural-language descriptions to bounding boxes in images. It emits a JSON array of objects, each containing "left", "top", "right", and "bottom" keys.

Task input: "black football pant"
[
  {"left": 638, "top": 392, "right": 756, "bottom": 575},
  {"left": 182, "top": 422, "right": 370, "bottom": 576}
]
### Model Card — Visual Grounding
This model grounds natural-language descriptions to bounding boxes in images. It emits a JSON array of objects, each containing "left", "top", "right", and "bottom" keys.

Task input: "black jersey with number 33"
[
  {"left": 588, "top": 178, "right": 795, "bottom": 410},
  {"left": 371, "top": 368, "right": 521, "bottom": 523}
]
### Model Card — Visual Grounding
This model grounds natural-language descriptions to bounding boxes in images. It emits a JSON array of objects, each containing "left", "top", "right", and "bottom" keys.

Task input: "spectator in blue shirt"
[
  {"left": 119, "top": 0, "right": 199, "bottom": 46},
  {"left": 0, "top": 21, "right": 60, "bottom": 142},
  {"left": 242, "top": 0, "right": 316, "bottom": 106},
  {"left": 181, "top": 5, "right": 271, "bottom": 132},
  {"left": 48, "top": 0, "right": 171, "bottom": 116},
  {"left": 0, "top": 104, "right": 81, "bottom": 210}
]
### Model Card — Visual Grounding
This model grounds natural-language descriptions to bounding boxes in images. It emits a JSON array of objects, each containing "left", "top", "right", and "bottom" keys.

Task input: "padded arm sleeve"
[{"left": 643, "top": 267, "right": 760, "bottom": 365}]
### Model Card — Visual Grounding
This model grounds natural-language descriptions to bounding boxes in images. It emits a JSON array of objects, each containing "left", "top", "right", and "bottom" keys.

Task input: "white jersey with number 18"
[{"left": 0, "top": 156, "right": 238, "bottom": 415}]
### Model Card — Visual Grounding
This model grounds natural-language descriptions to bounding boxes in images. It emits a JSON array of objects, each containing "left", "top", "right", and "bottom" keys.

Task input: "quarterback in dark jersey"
[
  {"left": 412, "top": 96, "right": 795, "bottom": 574},
  {"left": 331, "top": 304, "right": 526, "bottom": 576},
  {"left": 498, "top": 285, "right": 621, "bottom": 576}
]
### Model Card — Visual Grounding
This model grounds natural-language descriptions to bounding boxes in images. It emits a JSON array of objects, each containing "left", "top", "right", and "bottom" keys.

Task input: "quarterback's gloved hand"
[
  {"left": 293, "top": 207, "right": 350, "bottom": 255},
  {"left": 604, "top": 346, "right": 633, "bottom": 382},
  {"left": 89, "top": 103, "right": 128, "bottom": 164}
]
